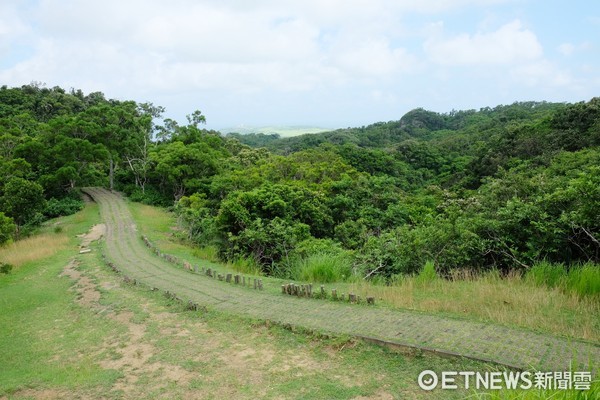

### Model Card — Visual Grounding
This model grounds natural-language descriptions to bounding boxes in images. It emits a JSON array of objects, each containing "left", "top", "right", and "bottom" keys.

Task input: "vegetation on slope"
[{"left": 0, "top": 84, "right": 598, "bottom": 297}]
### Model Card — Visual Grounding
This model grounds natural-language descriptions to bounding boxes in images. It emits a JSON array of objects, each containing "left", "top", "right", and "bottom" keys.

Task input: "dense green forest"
[{"left": 1, "top": 83, "right": 598, "bottom": 281}]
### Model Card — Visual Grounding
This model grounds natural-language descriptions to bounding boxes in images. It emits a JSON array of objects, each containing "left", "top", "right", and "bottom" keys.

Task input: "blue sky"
[{"left": 1, "top": 0, "right": 598, "bottom": 131}]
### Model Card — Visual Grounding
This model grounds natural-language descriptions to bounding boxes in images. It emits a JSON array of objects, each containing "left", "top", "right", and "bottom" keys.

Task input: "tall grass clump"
[
  {"left": 414, "top": 260, "right": 438, "bottom": 286},
  {"left": 525, "top": 260, "right": 566, "bottom": 288},
  {"left": 0, "top": 233, "right": 69, "bottom": 268},
  {"left": 526, "top": 260, "right": 600, "bottom": 298},
  {"left": 293, "top": 251, "right": 353, "bottom": 283},
  {"left": 192, "top": 246, "right": 220, "bottom": 263},
  {"left": 566, "top": 262, "right": 600, "bottom": 298},
  {"left": 228, "top": 255, "right": 262, "bottom": 276}
]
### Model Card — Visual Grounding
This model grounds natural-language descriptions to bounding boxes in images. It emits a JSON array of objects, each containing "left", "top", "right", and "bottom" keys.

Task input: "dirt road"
[{"left": 84, "top": 187, "right": 599, "bottom": 372}]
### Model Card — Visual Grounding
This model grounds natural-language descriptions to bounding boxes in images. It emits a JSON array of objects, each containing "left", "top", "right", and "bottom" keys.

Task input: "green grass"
[
  {"left": 470, "top": 380, "right": 599, "bottom": 399},
  {"left": 0, "top": 203, "right": 122, "bottom": 396},
  {"left": 292, "top": 251, "right": 353, "bottom": 283},
  {"left": 566, "top": 263, "right": 600, "bottom": 297},
  {"left": 526, "top": 260, "right": 600, "bottom": 298},
  {"left": 414, "top": 260, "right": 438, "bottom": 286}
]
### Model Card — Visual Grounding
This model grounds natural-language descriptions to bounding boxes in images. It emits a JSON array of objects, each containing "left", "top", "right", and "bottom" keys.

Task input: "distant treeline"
[{"left": 1, "top": 83, "right": 598, "bottom": 280}]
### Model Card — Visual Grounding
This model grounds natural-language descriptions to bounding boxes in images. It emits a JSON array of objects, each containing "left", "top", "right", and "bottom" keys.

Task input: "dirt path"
[{"left": 83, "top": 187, "right": 599, "bottom": 373}]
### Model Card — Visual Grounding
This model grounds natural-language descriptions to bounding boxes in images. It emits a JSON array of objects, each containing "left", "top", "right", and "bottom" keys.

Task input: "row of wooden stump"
[
  {"left": 161, "top": 290, "right": 202, "bottom": 311},
  {"left": 203, "top": 267, "right": 264, "bottom": 290},
  {"left": 141, "top": 235, "right": 264, "bottom": 291},
  {"left": 140, "top": 235, "right": 376, "bottom": 305},
  {"left": 104, "top": 255, "right": 203, "bottom": 313},
  {"left": 281, "top": 283, "right": 375, "bottom": 305}
]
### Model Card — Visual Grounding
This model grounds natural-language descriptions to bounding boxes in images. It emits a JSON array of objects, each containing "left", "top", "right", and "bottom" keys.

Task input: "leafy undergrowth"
[
  {"left": 0, "top": 203, "right": 507, "bottom": 399},
  {"left": 127, "top": 201, "right": 600, "bottom": 343}
]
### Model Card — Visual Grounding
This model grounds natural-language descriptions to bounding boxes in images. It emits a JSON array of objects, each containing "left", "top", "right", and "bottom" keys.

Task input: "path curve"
[{"left": 84, "top": 187, "right": 599, "bottom": 372}]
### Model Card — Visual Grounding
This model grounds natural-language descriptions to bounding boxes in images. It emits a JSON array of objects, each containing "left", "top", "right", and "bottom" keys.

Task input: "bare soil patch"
[{"left": 77, "top": 224, "right": 106, "bottom": 249}]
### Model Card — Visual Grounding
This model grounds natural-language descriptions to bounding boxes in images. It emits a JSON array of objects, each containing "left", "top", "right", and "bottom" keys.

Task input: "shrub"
[
  {"left": 44, "top": 195, "right": 84, "bottom": 218},
  {"left": 127, "top": 186, "right": 172, "bottom": 207},
  {"left": 0, "top": 262, "right": 13, "bottom": 274}
]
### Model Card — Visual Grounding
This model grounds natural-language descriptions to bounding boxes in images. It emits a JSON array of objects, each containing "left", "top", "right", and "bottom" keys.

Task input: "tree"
[
  {"left": 0, "top": 212, "right": 15, "bottom": 245},
  {"left": 0, "top": 177, "right": 46, "bottom": 232},
  {"left": 151, "top": 141, "right": 221, "bottom": 200},
  {"left": 186, "top": 110, "right": 206, "bottom": 128}
]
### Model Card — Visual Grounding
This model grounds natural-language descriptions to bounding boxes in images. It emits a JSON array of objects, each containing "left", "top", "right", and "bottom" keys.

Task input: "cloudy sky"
[{"left": 1, "top": 1, "right": 598, "bottom": 131}]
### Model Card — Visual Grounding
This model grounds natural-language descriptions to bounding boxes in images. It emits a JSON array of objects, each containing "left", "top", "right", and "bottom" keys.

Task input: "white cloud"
[
  {"left": 424, "top": 20, "right": 543, "bottom": 66},
  {"left": 0, "top": 3, "right": 31, "bottom": 59},
  {"left": 557, "top": 41, "right": 593, "bottom": 57},
  {"left": 2, "top": 0, "right": 427, "bottom": 97},
  {"left": 510, "top": 60, "right": 573, "bottom": 87},
  {"left": 558, "top": 43, "right": 575, "bottom": 56},
  {"left": 0, "top": 0, "right": 595, "bottom": 128}
]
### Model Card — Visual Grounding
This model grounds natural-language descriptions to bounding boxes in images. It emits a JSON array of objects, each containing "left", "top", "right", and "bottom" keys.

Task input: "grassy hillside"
[{"left": 0, "top": 203, "right": 506, "bottom": 399}]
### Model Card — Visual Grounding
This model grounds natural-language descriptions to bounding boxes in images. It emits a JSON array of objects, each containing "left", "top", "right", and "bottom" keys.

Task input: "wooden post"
[
  {"left": 367, "top": 296, "right": 375, "bottom": 305},
  {"left": 253, "top": 279, "right": 257, "bottom": 290},
  {"left": 320, "top": 285, "right": 325, "bottom": 297},
  {"left": 226, "top": 273, "right": 232, "bottom": 283},
  {"left": 332, "top": 289, "right": 337, "bottom": 300},
  {"left": 243, "top": 276, "right": 246, "bottom": 286},
  {"left": 281, "top": 285, "right": 286, "bottom": 294},
  {"left": 349, "top": 293, "right": 356, "bottom": 303},
  {"left": 258, "top": 280, "right": 263, "bottom": 290},
  {"left": 235, "top": 274, "right": 240, "bottom": 284}
]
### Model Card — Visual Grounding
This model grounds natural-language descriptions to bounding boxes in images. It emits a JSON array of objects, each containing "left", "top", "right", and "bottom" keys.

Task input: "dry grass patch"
[
  {"left": 349, "top": 273, "right": 600, "bottom": 342},
  {"left": 0, "top": 233, "right": 69, "bottom": 268}
]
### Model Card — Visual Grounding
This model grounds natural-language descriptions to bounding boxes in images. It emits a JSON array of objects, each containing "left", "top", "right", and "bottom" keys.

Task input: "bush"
[
  {"left": 127, "top": 186, "right": 172, "bottom": 207},
  {"left": 44, "top": 195, "right": 84, "bottom": 218},
  {"left": 292, "top": 250, "right": 353, "bottom": 283},
  {"left": 0, "top": 262, "right": 13, "bottom": 274}
]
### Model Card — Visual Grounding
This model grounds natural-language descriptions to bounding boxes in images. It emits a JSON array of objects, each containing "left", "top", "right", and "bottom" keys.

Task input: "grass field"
[{"left": 1, "top": 202, "right": 522, "bottom": 399}]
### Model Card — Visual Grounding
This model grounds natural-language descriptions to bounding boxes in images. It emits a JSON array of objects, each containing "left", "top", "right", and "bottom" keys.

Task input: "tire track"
[{"left": 83, "top": 187, "right": 600, "bottom": 372}]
